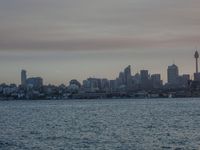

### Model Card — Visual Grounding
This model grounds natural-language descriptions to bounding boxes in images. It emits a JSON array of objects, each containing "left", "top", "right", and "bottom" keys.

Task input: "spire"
[
  {"left": 194, "top": 50, "right": 199, "bottom": 73},
  {"left": 194, "top": 50, "right": 199, "bottom": 59}
]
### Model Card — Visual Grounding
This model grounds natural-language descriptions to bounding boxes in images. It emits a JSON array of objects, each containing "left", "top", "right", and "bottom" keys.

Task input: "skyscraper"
[
  {"left": 140, "top": 70, "right": 150, "bottom": 89},
  {"left": 167, "top": 64, "right": 179, "bottom": 85},
  {"left": 124, "top": 65, "right": 132, "bottom": 89},
  {"left": 118, "top": 72, "right": 125, "bottom": 85},
  {"left": 140, "top": 70, "right": 149, "bottom": 82},
  {"left": 21, "top": 69, "right": 27, "bottom": 87},
  {"left": 151, "top": 74, "right": 162, "bottom": 89}
]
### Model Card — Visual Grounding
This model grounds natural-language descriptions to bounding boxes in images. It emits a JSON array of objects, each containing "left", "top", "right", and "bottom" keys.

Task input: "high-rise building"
[
  {"left": 194, "top": 73, "right": 200, "bottom": 81},
  {"left": 82, "top": 80, "right": 90, "bottom": 92},
  {"left": 110, "top": 80, "right": 117, "bottom": 92},
  {"left": 140, "top": 70, "right": 150, "bottom": 89},
  {"left": 21, "top": 69, "right": 27, "bottom": 87},
  {"left": 151, "top": 74, "right": 161, "bottom": 81},
  {"left": 151, "top": 74, "right": 162, "bottom": 89},
  {"left": 140, "top": 70, "right": 149, "bottom": 82},
  {"left": 179, "top": 74, "right": 190, "bottom": 87},
  {"left": 167, "top": 64, "right": 179, "bottom": 85},
  {"left": 118, "top": 72, "right": 125, "bottom": 86},
  {"left": 124, "top": 65, "right": 132, "bottom": 89},
  {"left": 84, "top": 78, "right": 101, "bottom": 92},
  {"left": 101, "top": 79, "right": 110, "bottom": 92},
  {"left": 133, "top": 73, "right": 140, "bottom": 84}
]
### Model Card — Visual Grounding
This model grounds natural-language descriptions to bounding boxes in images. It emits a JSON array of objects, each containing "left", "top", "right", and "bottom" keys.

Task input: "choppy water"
[{"left": 0, "top": 98, "right": 200, "bottom": 150}]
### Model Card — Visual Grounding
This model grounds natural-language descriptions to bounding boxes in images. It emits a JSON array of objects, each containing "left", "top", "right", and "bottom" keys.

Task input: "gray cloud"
[
  {"left": 1, "top": 0, "right": 200, "bottom": 51},
  {"left": 0, "top": 0, "right": 200, "bottom": 84}
]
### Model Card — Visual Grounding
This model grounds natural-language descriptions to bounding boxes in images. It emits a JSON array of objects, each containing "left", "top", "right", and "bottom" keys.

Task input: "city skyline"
[
  {"left": 1, "top": 0, "right": 200, "bottom": 84},
  {"left": 16, "top": 50, "right": 198, "bottom": 87},
  {"left": 1, "top": 50, "right": 199, "bottom": 86},
  {"left": 0, "top": 50, "right": 199, "bottom": 85}
]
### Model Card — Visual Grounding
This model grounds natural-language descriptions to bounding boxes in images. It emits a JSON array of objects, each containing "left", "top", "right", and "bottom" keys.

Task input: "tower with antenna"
[
  {"left": 194, "top": 50, "right": 199, "bottom": 73},
  {"left": 194, "top": 49, "right": 200, "bottom": 81}
]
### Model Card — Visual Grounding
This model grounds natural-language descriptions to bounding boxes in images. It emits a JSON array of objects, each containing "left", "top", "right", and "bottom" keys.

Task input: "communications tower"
[{"left": 194, "top": 50, "right": 199, "bottom": 73}]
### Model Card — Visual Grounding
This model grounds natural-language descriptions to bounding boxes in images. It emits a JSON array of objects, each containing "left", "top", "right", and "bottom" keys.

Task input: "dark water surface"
[{"left": 0, "top": 98, "right": 200, "bottom": 150}]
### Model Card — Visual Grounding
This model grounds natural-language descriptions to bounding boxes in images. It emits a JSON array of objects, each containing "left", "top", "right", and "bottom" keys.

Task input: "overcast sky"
[{"left": 0, "top": 0, "right": 200, "bottom": 85}]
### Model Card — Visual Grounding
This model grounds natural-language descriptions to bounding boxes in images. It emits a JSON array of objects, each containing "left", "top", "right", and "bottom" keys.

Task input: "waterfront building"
[
  {"left": 82, "top": 80, "right": 91, "bottom": 92},
  {"left": 88, "top": 78, "right": 100, "bottom": 91},
  {"left": 101, "top": 79, "right": 110, "bottom": 92},
  {"left": 26, "top": 77, "right": 43, "bottom": 89},
  {"left": 110, "top": 80, "right": 117, "bottom": 92},
  {"left": 96, "top": 79, "right": 102, "bottom": 90},
  {"left": 2, "top": 86, "right": 18, "bottom": 95},
  {"left": 82, "top": 78, "right": 101, "bottom": 92}
]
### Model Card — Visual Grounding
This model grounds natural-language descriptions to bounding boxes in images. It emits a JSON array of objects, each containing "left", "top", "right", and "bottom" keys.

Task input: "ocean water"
[{"left": 0, "top": 98, "right": 200, "bottom": 150}]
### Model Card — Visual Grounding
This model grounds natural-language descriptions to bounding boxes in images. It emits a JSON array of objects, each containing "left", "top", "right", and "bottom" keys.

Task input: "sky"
[{"left": 0, "top": 0, "right": 200, "bottom": 85}]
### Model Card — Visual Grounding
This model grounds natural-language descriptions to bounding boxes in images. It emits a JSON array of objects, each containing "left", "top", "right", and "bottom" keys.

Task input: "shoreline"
[{"left": 1, "top": 97, "right": 200, "bottom": 101}]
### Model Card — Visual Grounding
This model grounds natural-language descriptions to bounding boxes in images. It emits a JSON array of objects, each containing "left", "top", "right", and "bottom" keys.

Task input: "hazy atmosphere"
[{"left": 1, "top": 0, "right": 200, "bottom": 85}]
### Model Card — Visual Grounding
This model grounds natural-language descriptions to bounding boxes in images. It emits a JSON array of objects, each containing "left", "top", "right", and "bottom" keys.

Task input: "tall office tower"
[
  {"left": 151, "top": 74, "right": 162, "bottom": 89},
  {"left": 118, "top": 72, "right": 125, "bottom": 86},
  {"left": 124, "top": 65, "right": 132, "bottom": 88},
  {"left": 21, "top": 69, "right": 27, "bottom": 87},
  {"left": 140, "top": 70, "right": 149, "bottom": 89},
  {"left": 140, "top": 70, "right": 149, "bottom": 82},
  {"left": 167, "top": 64, "right": 179, "bottom": 85}
]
